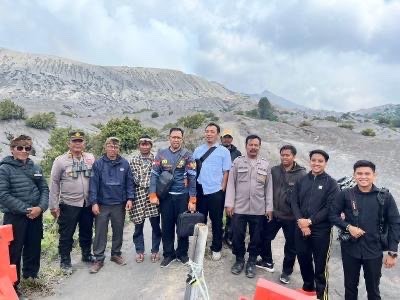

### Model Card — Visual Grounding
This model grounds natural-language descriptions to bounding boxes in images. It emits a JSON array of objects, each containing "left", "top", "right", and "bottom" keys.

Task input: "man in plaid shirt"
[{"left": 129, "top": 135, "right": 161, "bottom": 263}]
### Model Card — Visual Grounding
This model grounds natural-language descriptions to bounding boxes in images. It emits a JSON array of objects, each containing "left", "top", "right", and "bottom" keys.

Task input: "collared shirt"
[
  {"left": 225, "top": 155, "right": 273, "bottom": 215},
  {"left": 193, "top": 143, "right": 231, "bottom": 195}
]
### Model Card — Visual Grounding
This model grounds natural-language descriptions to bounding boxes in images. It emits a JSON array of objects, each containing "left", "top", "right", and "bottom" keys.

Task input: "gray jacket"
[
  {"left": 49, "top": 152, "right": 95, "bottom": 209},
  {"left": 225, "top": 155, "right": 273, "bottom": 215}
]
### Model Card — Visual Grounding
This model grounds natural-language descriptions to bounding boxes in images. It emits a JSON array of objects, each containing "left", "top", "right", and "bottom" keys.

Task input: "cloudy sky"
[{"left": 0, "top": 0, "right": 399, "bottom": 111}]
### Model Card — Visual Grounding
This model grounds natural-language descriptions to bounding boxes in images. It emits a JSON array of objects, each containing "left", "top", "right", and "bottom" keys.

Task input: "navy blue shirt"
[
  {"left": 89, "top": 155, "right": 135, "bottom": 205},
  {"left": 149, "top": 148, "right": 196, "bottom": 196}
]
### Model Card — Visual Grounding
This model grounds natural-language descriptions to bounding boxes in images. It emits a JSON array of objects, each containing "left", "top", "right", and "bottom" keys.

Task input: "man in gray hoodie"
[
  {"left": 225, "top": 134, "right": 273, "bottom": 278},
  {"left": 257, "top": 144, "right": 306, "bottom": 284}
]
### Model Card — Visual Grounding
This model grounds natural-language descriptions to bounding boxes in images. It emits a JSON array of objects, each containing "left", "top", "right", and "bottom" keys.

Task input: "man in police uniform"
[
  {"left": 330, "top": 160, "right": 400, "bottom": 300},
  {"left": 225, "top": 134, "right": 273, "bottom": 278},
  {"left": 49, "top": 131, "right": 96, "bottom": 274}
]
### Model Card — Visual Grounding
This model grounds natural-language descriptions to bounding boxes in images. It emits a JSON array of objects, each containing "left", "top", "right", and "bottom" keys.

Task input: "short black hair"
[
  {"left": 280, "top": 144, "right": 297, "bottom": 156},
  {"left": 169, "top": 127, "right": 184, "bottom": 136},
  {"left": 245, "top": 134, "right": 261, "bottom": 145},
  {"left": 353, "top": 160, "right": 376, "bottom": 172},
  {"left": 309, "top": 149, "right": 329, "bottom": 161},
  {"left": 205, "top": 122, "right": 221, "bottom": 133}
]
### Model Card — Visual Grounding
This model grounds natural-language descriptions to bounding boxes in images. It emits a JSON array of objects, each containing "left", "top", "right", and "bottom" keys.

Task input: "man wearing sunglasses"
[
  {"left": 0, "top": 135, "right": 49, "bottom": 297},
  {"left": 49, "top": 131, "right": 96, "bottom": 274}
]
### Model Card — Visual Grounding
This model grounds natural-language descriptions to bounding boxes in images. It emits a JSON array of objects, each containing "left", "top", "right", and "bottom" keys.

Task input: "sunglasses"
[{"left": 15, "top": 146, "right": 32, "bottom": 152}]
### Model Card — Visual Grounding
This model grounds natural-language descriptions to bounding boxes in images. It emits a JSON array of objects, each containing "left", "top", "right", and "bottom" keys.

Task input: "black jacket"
[
  {"left": 226, "top": 145, "right": 242, "bottom": 162},
  {"left": 271, "top": 162, "right": 307, "bottom": 220},
  {"left": 330, "top": 185, "right": 400, "bottom": 259},
  {"left": 291, "top": 171, "right": 339, "bottom": 229},
  {"left": 0, "top": 156, "right": 49, "bottom": 214}
]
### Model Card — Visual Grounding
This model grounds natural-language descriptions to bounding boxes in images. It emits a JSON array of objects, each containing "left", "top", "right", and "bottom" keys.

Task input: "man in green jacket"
[{"left": 0, "top": 135, "right": 49, "bottom": 297}]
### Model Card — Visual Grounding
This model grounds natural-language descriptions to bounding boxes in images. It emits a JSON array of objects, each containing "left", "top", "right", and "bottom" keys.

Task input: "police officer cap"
[{"left": 69, "top": 130, "right": 85, "bottom": 141}]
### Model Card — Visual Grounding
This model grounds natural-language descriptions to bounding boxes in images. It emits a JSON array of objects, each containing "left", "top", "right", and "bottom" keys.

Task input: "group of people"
[{"left": 0, "top": 122, "right": 399, "bottom": 300}]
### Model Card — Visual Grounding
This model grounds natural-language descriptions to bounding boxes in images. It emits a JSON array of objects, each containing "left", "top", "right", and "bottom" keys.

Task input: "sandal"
[
  {"left": 135, "top": 253, "right": 145, "bottom": 263},
  {"left": 151, "top": 252, "right": 160, "bottom": 263}
]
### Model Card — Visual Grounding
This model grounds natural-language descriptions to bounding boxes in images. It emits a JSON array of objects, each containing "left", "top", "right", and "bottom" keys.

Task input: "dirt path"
[{"left": 41, "top": 220, "right": 399, "bottom": 300}]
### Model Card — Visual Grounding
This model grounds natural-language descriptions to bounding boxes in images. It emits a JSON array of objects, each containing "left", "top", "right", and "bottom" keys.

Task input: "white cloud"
[{"left": 0, "top": 0, "right": 399, "bottom": 111}]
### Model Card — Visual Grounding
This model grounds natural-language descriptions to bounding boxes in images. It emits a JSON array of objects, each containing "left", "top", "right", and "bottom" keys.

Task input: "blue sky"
[{"left": 0, "top": 0, "right": 399, "bottom": 111}]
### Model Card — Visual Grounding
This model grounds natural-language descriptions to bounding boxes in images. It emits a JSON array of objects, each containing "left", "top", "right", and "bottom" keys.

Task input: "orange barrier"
[
  {"left": 253, "top": 278, "right": 316, "bottom": 300},
  {"left": 0, "top": 225, "right": 18, "bottom": 300}
]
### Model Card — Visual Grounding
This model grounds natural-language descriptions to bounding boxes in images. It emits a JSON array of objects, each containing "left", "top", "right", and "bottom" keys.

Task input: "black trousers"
[
  {"left": 58, "top": 203, "right": 94, "bottom": 257},
  {"left": 197, "top": 189, "right": 225, "bottom": 252},
  {"left": 341, "top": 250, "right": 382, "bottom": 300},
  {"left": 259, "top": 217, "right": 297, "bottom": 275},
  {"left": 232, "top": 214, "right": 263, "bottom": 260},
  {"left": 295, "top": 226, "right": 332, "bottom": 300},
  {"left": 3, "top": 213, "right": 43, "bottom": 286},
  {"left": 224, "top": 215, "right": 233, "bottom": 241},
  {"left": 159, "top": 193, "right": 189, "bottom": 258}
]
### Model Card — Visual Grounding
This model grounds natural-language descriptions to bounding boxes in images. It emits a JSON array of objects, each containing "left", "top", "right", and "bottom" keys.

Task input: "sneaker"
[
  {"left": 211, "top": 251, "right": 222, "bottom": 261},
  {"left": 89, "top": 261, "right": 104, "bottom": 274},
  {"left": 255, "top": 259, "right": 275, "bottom": 272},
  {"left": 177, "top": 255, "right": 189, "bottom": 265},
  {"left": 60, "top": 263, "right": 73, "bottom": 275},
  {"left": 245, "top": 261, "right": 256, "bottom": 278},
  {"left": 110, "top": 255, "right": 127, "bottom": 266},
  {"left": 81, "top": 253, "right": 95, "bottom": 263},
  {"left": 279, "top": 272, "right": 290, "bottom": 284},
  {"left": 231, "top": 260, "right": 245, "bottom": 275},
  {"left": 160, "top": 256, "right": 175, "bottom": 268}
]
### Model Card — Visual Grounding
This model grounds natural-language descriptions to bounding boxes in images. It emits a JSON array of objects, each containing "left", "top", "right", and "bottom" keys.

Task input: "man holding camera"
[
  {"left": 330, "top": 160, "right": 400, "bottom": 300},
  {"left": 49, "top": 131, "right": 96, "bottom": 274}
]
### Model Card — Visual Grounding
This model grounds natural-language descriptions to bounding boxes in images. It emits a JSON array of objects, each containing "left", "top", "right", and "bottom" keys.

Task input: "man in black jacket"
[
  {"left": 330, "top": 160, "right": 400, "bottom": 300},
  {"left": 257, "top": 145, "right": 306, "bottom": 284},
  {"left": 221, "top": 129, "right": 242, "bottom": 247},
  {"left": 291, "top": 149, "right": 339, "bottom": 300},
  {"left": 0, "top": 135, "right": 49, "bottom": 296}
]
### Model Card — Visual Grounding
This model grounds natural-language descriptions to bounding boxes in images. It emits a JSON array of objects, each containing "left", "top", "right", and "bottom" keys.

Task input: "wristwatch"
[{"left": 388, "top": 252, "right": 398, "bottom": 258}]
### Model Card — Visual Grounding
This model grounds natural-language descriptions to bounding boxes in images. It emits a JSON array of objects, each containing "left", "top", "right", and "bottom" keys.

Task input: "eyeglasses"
[
  {"left": 106, "top": 144, "right": 120, "bottom": 149},
  {"left": 15, "top": 146, "right": 32, "bottom": 152}
]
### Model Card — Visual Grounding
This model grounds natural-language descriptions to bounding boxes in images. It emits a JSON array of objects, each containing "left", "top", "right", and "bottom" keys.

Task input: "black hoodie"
[
  {"left": 291, "top": 171, "right": 339, "bottom": 229},
  {"left": 271, "top": 162, "right": 307, "bottom": 220}
]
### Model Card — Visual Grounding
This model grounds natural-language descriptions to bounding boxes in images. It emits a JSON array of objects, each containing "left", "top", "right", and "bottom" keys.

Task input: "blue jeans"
[{"left": 132, "top": 215, "right": 161, "bottom": 254}]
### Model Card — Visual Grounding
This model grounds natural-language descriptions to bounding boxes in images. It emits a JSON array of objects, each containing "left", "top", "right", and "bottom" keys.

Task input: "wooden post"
[{"left": 184, "top": 223, "right": 209, "bottom": 300}]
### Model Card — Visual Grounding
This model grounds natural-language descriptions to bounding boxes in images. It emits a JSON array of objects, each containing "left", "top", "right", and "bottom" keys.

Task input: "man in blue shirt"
[
  {"left": 88, "top": 137, "right": 135, "bottom": 273},
  {"left": 193, "top": 122, "right": 231, "bottom": 261}
]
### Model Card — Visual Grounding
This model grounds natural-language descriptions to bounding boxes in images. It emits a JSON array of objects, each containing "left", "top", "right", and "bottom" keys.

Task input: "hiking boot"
[
  {"left": 160, "top": 256, "right": 175, "bottom": 268},
  {"left": 231, "top": 260, "right": 245, "bottom": 275},
  {"left": 90, "top": 261, "right": 104, "bottom": 274},
  {"left": 245, "top": 261, "right": 256, "bottom": 278},
  {"left": 177, "top": 255, "right": 189, "bottom": 265},
  {"left": 60, "top": 255, "right": 73, "bottom": 275},
  {"left": 110, "top": 255, "right": 127, "bottom": 265},
  {"left": 279, "top": 272, "right": 290, "bottom": 284},
  {"left": 211, "top": 251, "right": 222, "bottom": 261},
  {"left": 255, "top": 259, "right": 275, "bottom": 272}
]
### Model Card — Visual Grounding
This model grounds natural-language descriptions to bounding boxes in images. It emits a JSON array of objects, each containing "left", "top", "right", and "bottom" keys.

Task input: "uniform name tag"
[{"left": 120, "top": 168, "right": 125, "bottom": 171}]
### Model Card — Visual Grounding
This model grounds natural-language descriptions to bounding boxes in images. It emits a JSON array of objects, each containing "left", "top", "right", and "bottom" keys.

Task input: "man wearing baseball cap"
[
  {"left": 221, "top": 129, "right": 242, "bottom": 247},
  {"left": 49, "top": 131, "right": 96, "bottom": 274}
]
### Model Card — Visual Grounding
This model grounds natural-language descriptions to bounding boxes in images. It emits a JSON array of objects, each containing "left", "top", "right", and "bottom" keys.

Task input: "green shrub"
[
  {"left": 361, "top": 128, "right": 376, "bottom": 137},
  {"left": 245, "top": 109, "right": 258, "bottom": 118},
  {"left": 60, "top": 111, "right": 77, "bottom": 118},
  {"left": 299, "top": 121, "right": 312, "bottom": 127},
  {"left": 338, "top": 123, "right": 354, "bottom": 130},
  {"left": 177, "top": 113, "right": 207, "bottom": 129},
  {"left": 325, "top": 116, "right": 338, "bottom": 122},
  {"left": 151, "top": 112, "right": 159, "bottom": 118},
  {"left": 378, "top": 117, "right": 390, "bottom": 124},
  {"left": 258, "top": 97, "right": 278, "bottom": 121},
  {"left": 0, "top": 99, "right": 26, "bottom": 120},
  {"left": 25, "top": 112, "right": 56, "bottom": 129},
  {"left": 390, "top": 118, "right": 400, "bottom": 128}
]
